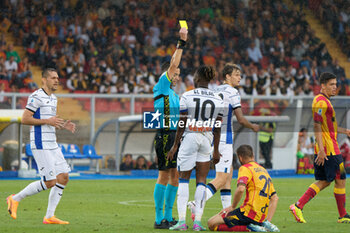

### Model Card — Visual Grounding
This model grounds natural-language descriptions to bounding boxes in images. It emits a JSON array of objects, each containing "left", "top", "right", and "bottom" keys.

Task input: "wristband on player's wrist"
[{"left": 176, "top": 39, "right": 186, "bottom": 49}]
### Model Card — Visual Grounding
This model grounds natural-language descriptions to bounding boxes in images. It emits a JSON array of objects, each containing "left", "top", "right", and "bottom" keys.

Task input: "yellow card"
[{"left": 179, "top": 20, "right": 188, "bottom": 29}]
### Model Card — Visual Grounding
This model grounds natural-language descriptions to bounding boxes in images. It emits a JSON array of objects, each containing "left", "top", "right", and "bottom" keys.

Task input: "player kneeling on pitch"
[{"left": 207, "top": 145, "right": 279, "bottom": 232}]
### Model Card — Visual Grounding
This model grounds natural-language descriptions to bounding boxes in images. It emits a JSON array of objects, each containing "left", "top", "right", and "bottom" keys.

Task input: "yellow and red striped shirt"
[
  {"left": 237, "top": 162, "right": 276, "bottom": 223},
  {"left": 312, "top": 93, "right": 340, "bottom": 155}
]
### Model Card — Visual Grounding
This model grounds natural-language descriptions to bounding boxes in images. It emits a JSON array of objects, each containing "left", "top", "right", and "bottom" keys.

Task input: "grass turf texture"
[{"left": 0, "top": 178, "right": 349, "bottom": 233}]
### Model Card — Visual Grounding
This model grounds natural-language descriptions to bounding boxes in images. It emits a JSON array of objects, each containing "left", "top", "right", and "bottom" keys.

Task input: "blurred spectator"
[
  {"left": 0, "top": 0, "right": 348, "bottom": 96},
  {"left": 149, "top": 156, "right": 158, "bottom": 170},
  {"left": 239, "top": 76, "right": 257, "bottom": 96},
  {"left": 332, "top": 59, "right": 345, "bottom": 78},
  {"left": 297, "top": 128, "right": 315, "bottom": 174},
  {"left": 0, "top": 57, "right": 6, "bottom": 80},
  {"left": 73, "top": 72, "right": 88, "bottom": 91},
  {"left": 120, "top": 154, "right": 134, "bottom": 171},
  {"left": 318, "top": 60, "right": 333, "bottom": 74},
  {"left": 99, "top": 74, "right": 114, "bottom": 93},
  {"left": 266, "top": 78, "right": 280, "bottom": 96},
  {"left": 0, "top": 83, "right": 6, "bottom": 102},
  {"left": 259, "top": 120, "right": 276, "bottom": 169},
  {"left": 121, "top": 28, "right": 137, "bottom": 49},
  {"left": 338, "top": 75, "right": 349, "bottom": 95},
  {"left": 134, "top": 78, "right": 150, "bottom": 94},
  {"left": 173, "top": 77, "right": 186, "bottom": 95},
  {"left": 134, "top": 155, "right": 148, "bottom": 170},
  {"left": 340, "top": 136, "right": 350, "bottom": 173},
  {"left": 6, "top": 44, "right": 20, "bottom": 63},
  {"left": 4, "top": 56, "right": 18, "bottom": 81},
  {"left": 247, "top": 42, "right": 263, "bottom": 64}
]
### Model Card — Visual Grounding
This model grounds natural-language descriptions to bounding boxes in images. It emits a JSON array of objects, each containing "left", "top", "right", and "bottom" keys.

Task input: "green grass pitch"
[{"left": 0, "top": 178, "right": 349, "bottom": 232}]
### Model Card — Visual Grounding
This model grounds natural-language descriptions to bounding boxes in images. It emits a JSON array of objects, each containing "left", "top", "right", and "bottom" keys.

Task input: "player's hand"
[
  {"left": 179, "top": 27, "right": 188, "bottom": 41},
  {"left": 219, "top": 206, "right": 234, "bottom": 217},
  {"left": 212, "top": 150, "right": 221, "bottom": 165},
  {"left": 345, "top": 129, "right": 350, "bottom": 137},
  {"left": 252, "top": 123, "right": 260, "bottom": 132},
  {"left": 315, "top": 149, "right": 328, "bottom": 166},
  {"left": 167, "top": 146, "right": 177, "bottom": 161},
  {"left": 63, "top": 120, "right": 76, "bottom": 133},
  {"left": 47, "top": 115, "right": 65, "bottom": 129}
]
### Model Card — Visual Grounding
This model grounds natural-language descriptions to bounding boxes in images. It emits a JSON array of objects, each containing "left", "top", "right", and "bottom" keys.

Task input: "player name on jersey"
[{"left": 193, "top": 89, "right": 215, "bottom": 96}]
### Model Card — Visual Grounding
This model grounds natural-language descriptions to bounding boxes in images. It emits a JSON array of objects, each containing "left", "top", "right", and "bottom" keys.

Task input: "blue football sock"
[
  {"left": 164, "top": 184, "right": 178, "bottom": 222},
  {"left": 154, "top": 183, "right": 166, "bottom": 224}
]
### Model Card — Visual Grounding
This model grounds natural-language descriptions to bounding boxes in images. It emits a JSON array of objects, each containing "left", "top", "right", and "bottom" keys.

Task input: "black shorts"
[
  {"left": 314, "top": 154, "right": 346, "bottom": 182},
  {"left": 223, "top": 208, "right": 262, "bottom": 227},
  {"left": 154, "top": 129, "right": 178, "bottom": 170}
]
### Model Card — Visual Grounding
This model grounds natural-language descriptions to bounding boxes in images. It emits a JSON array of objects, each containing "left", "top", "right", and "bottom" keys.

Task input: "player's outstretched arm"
[
  {"left": 234, "top": 107, "right": 259, "bottom": 132},
  {"left": 22, "top": 109, "right": 65, "bottom": 129},
  {"left": 266, "top": 193, "right": 278, "bottom": 222},
  {"left": 167, "top": 113, "right": 187, "bottom": 161},
  {"left": 167, "top": 27, "right": 188, "bottom": 80},
  {"left": 338, "top": 127, "right": 350, "bottom": 137}
]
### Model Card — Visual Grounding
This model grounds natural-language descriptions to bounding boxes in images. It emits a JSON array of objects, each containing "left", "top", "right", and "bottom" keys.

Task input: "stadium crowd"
[
  {"left": 0, "top": 0, "right": 349, "bottom": 98},
  {"left": 119, "top": 154, "right": 158, "bottom": 171}
]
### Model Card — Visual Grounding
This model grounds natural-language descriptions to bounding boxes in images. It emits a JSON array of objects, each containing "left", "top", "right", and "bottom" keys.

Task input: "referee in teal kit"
[{"left": 153, "top": 26, "right": 188, "bottom": 229}]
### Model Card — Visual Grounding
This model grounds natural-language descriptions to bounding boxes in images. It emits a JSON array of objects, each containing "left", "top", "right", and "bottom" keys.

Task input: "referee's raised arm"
[{"left": 167, "top": 27, "right": 188, "bottom": 80}]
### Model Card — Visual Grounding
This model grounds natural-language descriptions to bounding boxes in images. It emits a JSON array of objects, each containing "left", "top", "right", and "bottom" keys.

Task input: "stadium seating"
[
  {"left": 59, "top": 143, "right": 74, "bottom": 159},
  {"left": 66, "top": 144, "right": 85, "bottom": 159},
  {"left": 24, "top": 143, "right": 35, "bottom": 170},
  {"left": 82, "top": 144, "right": 102, "bottom": 172}
]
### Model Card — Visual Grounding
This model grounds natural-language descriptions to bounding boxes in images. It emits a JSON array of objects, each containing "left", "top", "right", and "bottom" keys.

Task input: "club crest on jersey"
[{"left": 317, "top": 108, "right": 322, "bottom": 115}]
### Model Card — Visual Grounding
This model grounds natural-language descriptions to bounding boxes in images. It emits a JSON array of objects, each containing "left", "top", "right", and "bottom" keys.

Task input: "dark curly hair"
[{"left": 194, "top": 65, "right": 215, "bottom": 84}]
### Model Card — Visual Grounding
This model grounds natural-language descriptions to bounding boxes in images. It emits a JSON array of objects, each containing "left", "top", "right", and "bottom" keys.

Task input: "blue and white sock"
[
  {"left": 154, "top": 183, "right": 166, "bottom": 224},
  {"left": 220, "top": 189, "right": 232, "bottom": 209},
  {"left": 205, "top": 183, "right": 217, "bottom": 201},
  {"left": 177, "top": 178, "right": 189, "bottom": 222},
  {"left": 164, "top": 184, "right": 178, "bottom": 222},
  {"left": 46, "top": 183, "right": 65, "bottom": 218},
  {"left": 194, "top": 183, "right": 206, "bottom": 221},
  {"left": 13, "top": 180, "right": 47, "bottom": 202}
]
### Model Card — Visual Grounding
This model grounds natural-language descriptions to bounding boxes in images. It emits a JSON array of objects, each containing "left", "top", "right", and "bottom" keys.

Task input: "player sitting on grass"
[{"left": 207, "top": 145, "right": 279, "bottom": 232}]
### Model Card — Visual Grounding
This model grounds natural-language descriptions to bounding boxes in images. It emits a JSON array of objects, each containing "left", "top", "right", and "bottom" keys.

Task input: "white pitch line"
[{"left": 118, "top": 200, "right": 221, "bottom": 210}]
